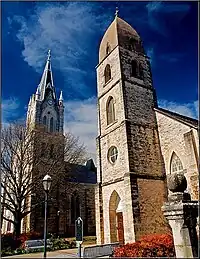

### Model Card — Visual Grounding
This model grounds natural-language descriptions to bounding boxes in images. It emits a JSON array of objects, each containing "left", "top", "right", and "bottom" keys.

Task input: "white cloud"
[
  {"left": 64, "top": 96, "right": 97, "bottom": 163},
  {"left": 146, "top": 1, "right": 190, "bottom": 36},
  {"left": 8, "top": 2, "right": 111, "bottom": 98},
  {"left": 2, "top": 97, "right": 21, "bottom": 126},
  {"left": 63, "top": 97, "right": 198, "bottom": 164},
  {"left": 158, "top": 99, "right": 198, "bottom": 119}
]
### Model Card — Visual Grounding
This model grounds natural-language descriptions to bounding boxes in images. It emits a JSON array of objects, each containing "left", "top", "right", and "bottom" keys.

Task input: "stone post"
[{"left": 162, "top": 173, "right": 199, "bottom": 258}]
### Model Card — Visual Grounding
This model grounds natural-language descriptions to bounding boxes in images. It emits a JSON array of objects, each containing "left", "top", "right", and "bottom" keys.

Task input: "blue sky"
[{"left": 2, "top": 1, "right": 198, "bottom": 159}]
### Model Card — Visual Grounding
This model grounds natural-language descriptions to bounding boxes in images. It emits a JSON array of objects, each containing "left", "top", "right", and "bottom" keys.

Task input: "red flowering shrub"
[
  {"left": 114, "top": 233, "right": 175, "bottom": 257},
  {"left": 18, "top": 231, "right": 42, "bottom": 249}
]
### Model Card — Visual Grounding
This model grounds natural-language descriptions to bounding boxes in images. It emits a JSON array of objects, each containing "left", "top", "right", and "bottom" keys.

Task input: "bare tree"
[{"left": 1, "top": 123, "right": 87, "bottom": 238}]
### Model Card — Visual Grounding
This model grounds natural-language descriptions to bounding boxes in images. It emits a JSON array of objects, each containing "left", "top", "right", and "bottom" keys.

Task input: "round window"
[{"left": 108, "top": 146, "right": 118, "bottom": 164}]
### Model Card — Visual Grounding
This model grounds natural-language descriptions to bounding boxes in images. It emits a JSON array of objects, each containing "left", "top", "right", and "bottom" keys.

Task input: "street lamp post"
[
  {"left": 57, "top": 210, "right": 60, "bottom": 237},
  {"left": 43, "top": 174, "right": 52, "bottom": 259}
]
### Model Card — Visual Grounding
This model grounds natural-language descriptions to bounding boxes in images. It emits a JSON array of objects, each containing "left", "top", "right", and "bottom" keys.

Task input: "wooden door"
[{"left": 116, "top": 212, "right": 124, "bottom": 244}]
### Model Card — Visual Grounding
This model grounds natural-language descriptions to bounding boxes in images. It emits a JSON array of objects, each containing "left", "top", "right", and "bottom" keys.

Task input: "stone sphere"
[{"left": 167, "top": 173, "right": 187, "bottom": 193}]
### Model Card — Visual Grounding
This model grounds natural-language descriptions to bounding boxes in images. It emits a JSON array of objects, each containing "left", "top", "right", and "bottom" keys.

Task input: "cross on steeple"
[{"left": 115, "top": 7, "right": 119, "bottom": 17}]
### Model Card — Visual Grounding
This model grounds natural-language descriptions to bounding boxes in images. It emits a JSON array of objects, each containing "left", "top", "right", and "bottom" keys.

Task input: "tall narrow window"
[
  {"left": 104, "top": 64, "right": 111, "bottom": 84},
  {"left": 50, "top": 144, "right": 54, "bottom": 158},
  {"left": 170, "top": 152, "right": 183, "bottom": 174},
  {"left": 7, "top": 221, "right": 11, "bottom": 232},
  {"left": 131, "top": 60, "right": 138, "bottom": 77},
  {"left": 43, "top": 116, "right": 47, "bottom": 126},
  {"left": 50, "top": 117, "right": 54, "bottom": 132},
  {"left": 138, "top": 63, "right": 143, "bottom": 79},
  {"left": 71, "top": 192, "right": 80, "bottom": 224},
  {"left": 76, "top": 196, "right": 80, "bottom": 218},
  {"left": 106, "top": 43, "right": 111, "bottom": 55},
  {"left": 107, "top": 97, "right": 115, "bottom": 125}
]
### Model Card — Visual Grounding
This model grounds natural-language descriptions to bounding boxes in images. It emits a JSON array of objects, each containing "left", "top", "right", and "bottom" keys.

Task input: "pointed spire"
[
  {"left": 38, "top": 50, "right": 55, "bottom": 100},
  {"left": 59, "top": 91, "right": 64, "bottom": 105},
  {"left": 47, "top": 49, "right": 51, "bottom": 61},
  {"left": 35, "top": 87, "right": 40, "bottom": 100},
  {"left": 115, "top": 7, "right": 119, "bottom": 17},
  {"left": 28, "top": 96, "right": 32, "bottom": 106}
]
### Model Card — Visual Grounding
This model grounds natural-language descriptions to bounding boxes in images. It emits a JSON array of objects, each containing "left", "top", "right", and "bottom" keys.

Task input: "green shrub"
[
  {"left": 50, "top": 237, "right": 76, "bottom": 251},
  {"left": 83, "top": 236, "right": 96, "bottom": 242}
]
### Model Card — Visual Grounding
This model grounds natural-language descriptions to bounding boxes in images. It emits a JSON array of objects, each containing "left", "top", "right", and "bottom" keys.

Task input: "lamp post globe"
[{"left": 43, "top": 174, "right": 52, "bottom": 192}]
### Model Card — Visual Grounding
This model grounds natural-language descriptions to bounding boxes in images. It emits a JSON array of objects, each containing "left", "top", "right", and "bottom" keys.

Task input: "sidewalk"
[
  {"left": 3, "top": 248, "right": 78, "bottom": 258},
  {"left": 3, "top": 244, "right": 96, "bottom": 258}
]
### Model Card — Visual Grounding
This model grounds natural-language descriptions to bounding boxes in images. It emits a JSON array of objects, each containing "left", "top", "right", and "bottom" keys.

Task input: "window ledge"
[
  {"left": 103, "top": 77, "right": 113, "bottom": 87},
  {"left": 106, "top": 120, "right": 118, "bottom": 130},
  {"left": 131, "top": 76, "right": 144, "bottom": 82}
]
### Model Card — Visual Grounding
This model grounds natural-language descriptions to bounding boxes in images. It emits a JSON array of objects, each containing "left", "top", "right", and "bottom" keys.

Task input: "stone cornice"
[
  {"left": 98, "top": 78, "right": 121, "bottom": 100},
  {"left": 101, "top": 171, "right": 166, "bottom": 187}
]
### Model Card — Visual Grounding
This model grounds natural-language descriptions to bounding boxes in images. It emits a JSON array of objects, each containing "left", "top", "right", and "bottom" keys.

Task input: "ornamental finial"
[
  {"left": 115, "top": 7, "right": 119, "bottom": 17},
  {"left": 59, "top": 91, "right": 63, "bottom": 102}
]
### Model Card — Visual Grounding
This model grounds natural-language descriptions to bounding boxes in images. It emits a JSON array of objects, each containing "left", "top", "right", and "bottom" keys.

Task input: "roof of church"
[
  {"left": 116, "top": 16, "right": 140, "bottom": 39},
  {"left": 65, "top": 160, "right": 97, "bottom": 184},
  {"left": 99, "top": 13, "right": 140, "bottom": 63},
  {"left": 155, "top": 107, "right": 198, "bottom": 129}
]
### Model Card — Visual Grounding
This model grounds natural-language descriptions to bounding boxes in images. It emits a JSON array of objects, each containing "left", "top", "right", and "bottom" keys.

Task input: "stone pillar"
[{"left": 162, "top": 173, "right": 198, "bottom": 258}]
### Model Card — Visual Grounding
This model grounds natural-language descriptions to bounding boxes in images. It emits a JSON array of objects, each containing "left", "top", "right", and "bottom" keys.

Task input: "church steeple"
[
  {"left": 36, "top": 50, "right": 56, "bottom": 101},
  {"left": 26, "top": 50, "right": 64, "bottom": 134}
]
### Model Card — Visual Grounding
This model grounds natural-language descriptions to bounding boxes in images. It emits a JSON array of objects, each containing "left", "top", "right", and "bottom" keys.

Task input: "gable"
[{"left": 154, "top": 107, "right": 198, "bottom": 129}]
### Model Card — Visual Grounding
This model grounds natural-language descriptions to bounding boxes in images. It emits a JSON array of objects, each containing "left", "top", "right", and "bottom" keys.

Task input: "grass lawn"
[{"left": 65, "top": 236, "right": 96, "bottom": 246}]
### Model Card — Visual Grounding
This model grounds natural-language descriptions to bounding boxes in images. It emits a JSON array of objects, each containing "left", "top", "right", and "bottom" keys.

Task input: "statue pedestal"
[{"left": 162, "top": 193, "right": 198, "bottom": 258}]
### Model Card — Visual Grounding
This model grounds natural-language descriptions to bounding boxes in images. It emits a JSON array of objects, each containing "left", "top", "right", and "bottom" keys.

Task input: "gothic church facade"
[
  {"left": 1, "top": 51, "right": 97, "bottom": 237},
  {"left": 95, "top": 14, "right": 199, "bottom": 245}
]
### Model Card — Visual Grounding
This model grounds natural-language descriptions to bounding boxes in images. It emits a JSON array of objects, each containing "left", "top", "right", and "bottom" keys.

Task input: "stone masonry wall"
[
  {"left": 135, "top": 178, "right": 169, "bottom": 239},
  {"left": 100, "top": 125, "right": 129, "bottom": 183},
  {"left": 156, "top": 111, "right": 199, "bottom": 200},
  {"left": 30, "top": 181, "right": 96, "bottom": 237},
  {"left": 126, "top": 121, "right": 164, "bottom": 177},
  {"left": 97, "top": 47, "right": 121, "bottom": 98}
]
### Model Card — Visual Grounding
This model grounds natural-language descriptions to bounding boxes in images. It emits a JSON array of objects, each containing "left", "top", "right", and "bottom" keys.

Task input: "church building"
[
  {"left": 1, "top": 51, "right": 97, "bottom": 237},
  {"left": 95, "top": 12, "right": 199, "bottom": 245},
  {"left": 1, "top": 10, "right": 198, "bottom": 245}
]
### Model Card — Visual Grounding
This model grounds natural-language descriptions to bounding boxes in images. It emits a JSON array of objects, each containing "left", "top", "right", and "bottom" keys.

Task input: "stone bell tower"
[
  {"left": 23, "top": 50, "right": 65, "bottom": 233},
  {"left": 95, "top": 11, "right": 168, "bottom": 245}
]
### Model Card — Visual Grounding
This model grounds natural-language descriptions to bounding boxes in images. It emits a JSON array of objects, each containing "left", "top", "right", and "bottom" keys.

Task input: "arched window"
[
  {"left": 170, "top": 152, "right": 183, "bottom": 174},
  {"left": 138, "top": 63, "right": 143, "bottom": 79},
  {"left": 106, "top": 43, "right": 111, "bottom": 55},
  {"left": 104, "top": 64, "right": 111, "bottom": 84},
  {"left": 107, "top": 97, "right": 115, "bottom": 125},
  {"left": 7, "top": 221, "right": 11, "bottom": 232},
  {"left": 71, "top": 192, "right": 80, "bottom": 224},
  {"left": 50, "top": 117, "right": 54, "bottom": 132},
  {"left": 131, "top": 60, "right": 138, "bottom": 77},
  {"left": 43, "top": 116, "right": 47, "bottom": 126}
]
